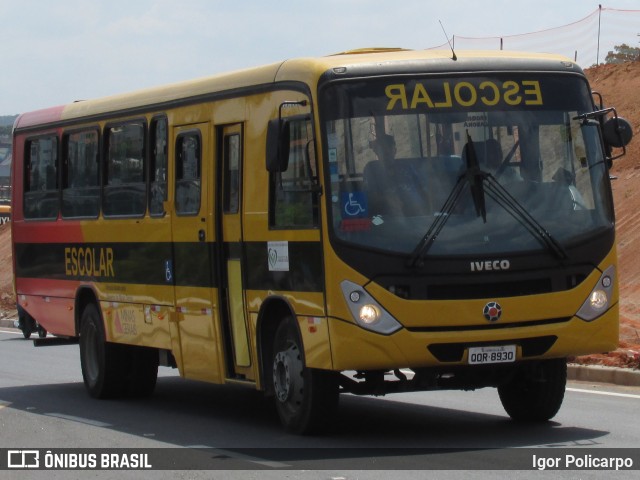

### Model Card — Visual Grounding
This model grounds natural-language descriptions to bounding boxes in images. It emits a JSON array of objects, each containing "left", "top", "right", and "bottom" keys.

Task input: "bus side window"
[
  {"left": 62, "top": 129, "right": 100, "bottom": 218},
  {"left": 24, "top": 136, "right": 59, "bottom": 220},
  {"left": 269, "top": 117, "right": 318, "bottom": 228},
  {"left": 223, "top": 133, "right": 241, "bottom": 214},
  {"left": 175, "top": 132, "right": 201, "bottom": 216},
  {"left": 103, "top": 122, "right": 146, "bottom": 217},
  {"left": 150, "top": 116, "right": 168, "bottom": 216}
]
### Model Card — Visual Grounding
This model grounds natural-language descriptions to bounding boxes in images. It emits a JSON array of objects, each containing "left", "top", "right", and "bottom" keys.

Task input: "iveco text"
[{"left": 470, "top": 260, "right": 511, "bottom": 272}]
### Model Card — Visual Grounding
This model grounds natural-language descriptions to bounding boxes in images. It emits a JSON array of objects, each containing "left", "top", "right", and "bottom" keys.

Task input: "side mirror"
[
  {"left": 602, "top": 116, "right": 633, "bottom": 148},
  {"left": 266, "top": 118, "right": 291, "bottom": 172},
  {"left": 266, "top": 100, "right": 308, "bottom": 173}
]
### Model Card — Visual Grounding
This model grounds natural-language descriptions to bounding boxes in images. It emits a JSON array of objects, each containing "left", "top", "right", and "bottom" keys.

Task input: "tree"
[{"left": 605, "top": 43, "right": 640, "bottom": 64}]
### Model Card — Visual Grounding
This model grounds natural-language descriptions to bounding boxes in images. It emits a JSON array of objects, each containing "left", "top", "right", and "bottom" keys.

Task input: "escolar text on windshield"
[{"left": 385, "top": 80, "right": 543, "bottom": 111}]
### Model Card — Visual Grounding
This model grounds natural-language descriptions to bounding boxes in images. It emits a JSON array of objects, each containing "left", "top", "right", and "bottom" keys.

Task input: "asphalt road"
[{"left": 1, "top": 327, "right": 639, "bottom": 479}]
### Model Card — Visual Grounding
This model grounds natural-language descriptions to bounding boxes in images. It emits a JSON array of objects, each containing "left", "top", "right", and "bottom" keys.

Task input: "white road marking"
[
  {"left": 567, "top": 387, "right": 640, "bottom": 399},
  {"left": 45, "top": 413, "right": 112, "bottom": 427},
  {"left": 0, "top": 328, "right": 22, "bottom": 335}
]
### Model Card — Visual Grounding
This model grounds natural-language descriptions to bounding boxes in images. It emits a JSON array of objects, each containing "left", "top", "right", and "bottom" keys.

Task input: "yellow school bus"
[{"left": 11, "top": 48, "right": 633, "bottom": 433}]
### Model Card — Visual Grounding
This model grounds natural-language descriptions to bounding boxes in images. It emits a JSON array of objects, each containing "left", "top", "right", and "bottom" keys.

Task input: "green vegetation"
[
  {"left": 0, "top": 116, "right": 18, "bottom": 136},
  {"left": 605, "top": 43, "right": 640, "bottom": 64},
  {"left": 0, "top": 115, "right": 18, "bottom": 126}
]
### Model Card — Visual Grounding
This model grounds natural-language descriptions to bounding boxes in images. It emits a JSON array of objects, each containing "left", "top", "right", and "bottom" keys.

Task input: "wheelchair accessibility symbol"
[
  {"left": 342, "top": 192, "right": 368, "bottom": 218},
  {"left": 165, "top": 260, "right": 173, "bottom": 283}
]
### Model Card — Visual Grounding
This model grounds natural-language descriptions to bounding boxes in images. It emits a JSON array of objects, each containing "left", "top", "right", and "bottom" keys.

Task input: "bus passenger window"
[
  {"left": 150, "top": 117, "right": 168, "bottom": 216},
  {"left": 103, "top": 122, "right": 146, "bottom": 217},
  {"left": 62, "top": 130, "right": 100, "bottom": 218},
  {"left": 269, "top": 117, "right": 318, "bottom": 228},
  {"left": 24, "top": 136, "right": 59, "bottom": 219},
  {"left": 175, "top": 132, "right": 201, "bottom": 216}
]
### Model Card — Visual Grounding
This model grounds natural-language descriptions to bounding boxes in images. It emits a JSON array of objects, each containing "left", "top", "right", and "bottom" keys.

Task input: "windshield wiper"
[
  {"left": 482, "top": 176, "right": 568, "bottom": 261},
  {"left": 406, "top": 174, "right": 466, "bottom": 268},
  {"left": 463, "top": 132, "right": 488, "bottom": 222},
  {"left": 407, "top": 132, "right": 487, "bottom": 268},
  {"left": 407, "top": 133, "right": 568, "bottom": 268}
]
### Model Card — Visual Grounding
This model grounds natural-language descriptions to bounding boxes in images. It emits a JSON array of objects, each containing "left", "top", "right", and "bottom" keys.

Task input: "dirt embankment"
[
  {"left": 571, "top": 61, "right": 640, "bottom": 368},
  {"left": 0, "top": 223, "right": 14, "bottom": 314},
  {"left": 1, "top": 62, "right": 640, "bottom": 367}
]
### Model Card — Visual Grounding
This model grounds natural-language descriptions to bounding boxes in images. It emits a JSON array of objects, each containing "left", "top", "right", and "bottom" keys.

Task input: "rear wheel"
[
  {"left": 79, "top": 303, "right": 158, "bottom": 398},
  {"left": 271, "top": 317, "right": 339, "bottom": 434},
  {"left": 80, "top": 303, "right": 127, "bottom": 398},
  {"left": 126, "top": 346, "right": 159, "bottom": 397},
  {"left": 498, "top": 358, "right": 567, "bottom": 422}
]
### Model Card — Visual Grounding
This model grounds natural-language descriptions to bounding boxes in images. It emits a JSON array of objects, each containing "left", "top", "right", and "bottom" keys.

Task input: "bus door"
[
  {"left": 170, "top": 123, "right": 222, "bottom": 382},
  {"left": 217, "top": 123, "right": 252, "bottom": 379}
]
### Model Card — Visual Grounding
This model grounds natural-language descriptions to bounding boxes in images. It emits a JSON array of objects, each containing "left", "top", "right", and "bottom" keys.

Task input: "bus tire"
[
  {"left": 79, "top": 303, "right": 127, "bottom": 399},
  {"left": 498, "top": 358, "right": 567, "bottom": 422},
  {"left": 19, "top": 310, "right": 36, "bottom": 339},
  {"left": 271, "top": 317, "right": 339, "bottom": 434},
  {"left": 126, "top": 346, "right": 158, "bottom": 397}
]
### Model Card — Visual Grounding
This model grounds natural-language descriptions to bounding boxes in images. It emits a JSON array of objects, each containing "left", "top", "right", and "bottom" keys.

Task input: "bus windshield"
[{"left": 321, "top": 74, "right": 614, "bottom": 257}]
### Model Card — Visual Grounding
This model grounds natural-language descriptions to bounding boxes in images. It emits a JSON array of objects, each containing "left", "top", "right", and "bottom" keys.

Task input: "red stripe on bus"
[{"left": 14, "top": 105, "right": 66, "bottom": 129}]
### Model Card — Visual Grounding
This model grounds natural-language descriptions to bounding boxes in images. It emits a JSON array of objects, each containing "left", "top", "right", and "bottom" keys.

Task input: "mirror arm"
[
  {"left": 573, "top": 106, "right": 616, "bottom": 123},
  {"left": 591, "top": 90, "right": 604, "bottom": 110},
  {"left": 278, "top": 100, "right": 308, "bottom": 121}
]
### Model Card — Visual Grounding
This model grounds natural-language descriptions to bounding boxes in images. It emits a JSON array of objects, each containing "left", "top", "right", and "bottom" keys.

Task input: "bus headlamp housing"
[
  {"left": 340, "top": 280, "right": 402, "bottom": 335},
  {"left": 576, "top": 265, "right": 615, "bottom": 322}
]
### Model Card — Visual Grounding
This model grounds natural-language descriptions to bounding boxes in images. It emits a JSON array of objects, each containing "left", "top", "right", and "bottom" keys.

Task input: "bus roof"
[{"left": 14, "top": 49, "right": 580, "bottom": 131}]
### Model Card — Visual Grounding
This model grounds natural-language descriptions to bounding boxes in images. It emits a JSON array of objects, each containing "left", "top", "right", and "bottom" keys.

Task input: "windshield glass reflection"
[{"left": 322, "top": 75, "right": 613, "bottom": 257}]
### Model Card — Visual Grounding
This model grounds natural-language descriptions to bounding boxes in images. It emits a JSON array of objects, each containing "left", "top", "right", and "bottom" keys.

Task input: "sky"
[{"left": 1, "top": 0, "right": 639, "bottom": 115}]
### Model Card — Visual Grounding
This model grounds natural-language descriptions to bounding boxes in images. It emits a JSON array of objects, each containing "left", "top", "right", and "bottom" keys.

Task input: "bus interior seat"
[{"left": 363, "top": 158, "right": 432, "bottom": 216}]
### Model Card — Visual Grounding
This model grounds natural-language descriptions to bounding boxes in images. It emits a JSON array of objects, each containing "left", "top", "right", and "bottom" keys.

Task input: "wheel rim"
[{"left": 273, "top": 344, "right": 303, "bottom": 407}]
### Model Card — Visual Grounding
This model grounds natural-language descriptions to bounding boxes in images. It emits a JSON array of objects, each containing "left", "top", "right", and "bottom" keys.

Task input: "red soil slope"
[
  {"left": 0, "top": 223, "right": 13, "bottom": 313},
  {"left": 574, "top": 61, "right": 640, "bottom": 368}
]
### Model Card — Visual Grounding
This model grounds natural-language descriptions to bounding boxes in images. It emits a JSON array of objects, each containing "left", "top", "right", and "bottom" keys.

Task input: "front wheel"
[
  {"left": 272, "top": 318, "right": 339, "bottom": 434},
  {"left": 498, "top": 358, "right": 567, "bottom": 422},
  {"left": 18, "top": 310, "right": 36, "bottom": 339},
  {"left": 21, "top": 327, "right": 32, "bottom": 339}
]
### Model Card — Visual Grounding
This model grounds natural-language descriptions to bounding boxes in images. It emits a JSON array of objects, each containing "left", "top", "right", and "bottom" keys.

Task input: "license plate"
[{"left": 468, "top": 345, "right": 516, "bottom": 365}]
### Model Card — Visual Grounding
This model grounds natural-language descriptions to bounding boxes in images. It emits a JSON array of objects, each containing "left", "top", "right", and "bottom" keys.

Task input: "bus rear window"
[{"left": 24, "top": 136, "right": 59, "bottom": 220}]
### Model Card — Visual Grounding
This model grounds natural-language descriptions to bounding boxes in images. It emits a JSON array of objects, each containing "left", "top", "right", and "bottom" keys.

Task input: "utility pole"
[{"left": 596, "top": 4, "right": 602, "bottom": 66}]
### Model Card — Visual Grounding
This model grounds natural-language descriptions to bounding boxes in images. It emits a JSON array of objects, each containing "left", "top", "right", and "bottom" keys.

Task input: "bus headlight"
[
  {"left": 359, "top": 304, "right": 380, "bottom": 324},
  {"left": 340, "top": 280, "right": 402, "bottom": 335},
  {"left": 576, "top": 265, "right": 615, "bottom": 322},
  {"left": 589, "top": 290, "right": 608, "bottom": 310}
]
